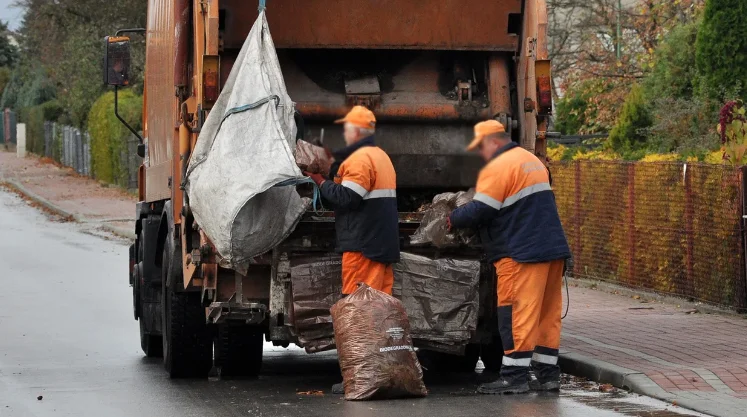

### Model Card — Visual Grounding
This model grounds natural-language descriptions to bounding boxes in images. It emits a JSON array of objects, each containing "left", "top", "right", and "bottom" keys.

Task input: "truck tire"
[
  {"left": 215, "top": 325, "right": 264, "bottom": 377},
  {"left": 140, "top": 319, "right": 163, "bottom": 357},
  {"left": 132, "top": 263, "right": 141, "bottom": 321},
  {"left": 136, "top": 231, "right": 163, "bottom": 358},
  {"left": 161, "top": 229, "right": 212, "bottom": 378}
]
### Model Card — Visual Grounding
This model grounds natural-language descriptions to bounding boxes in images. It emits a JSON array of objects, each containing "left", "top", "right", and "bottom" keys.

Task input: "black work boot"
[
  {"left": 528, "top": 378, "right": 561, "bottom": 392},
  {"left": 477, "top": 367, "right": 529, "bottom": 395},
  {"left": 529, "top": 360, "right": 561, "bottom": 392},
  {"left": 331, "top": 382, "right": 344, "bottom": 395}
]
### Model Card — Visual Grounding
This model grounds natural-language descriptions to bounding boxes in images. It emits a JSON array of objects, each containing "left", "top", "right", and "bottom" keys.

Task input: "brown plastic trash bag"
[
  {"left": 410, "top": 189, "right": 476, "bottom": 247},
  {"left": 330, "top": 284, "right": 428, "bottom": 401},
  {"left": 291, "top": 254, "right": 342, "bottom": 353},
  {"left": 295, "top": 140, "right": 332, "bottom": 176}
]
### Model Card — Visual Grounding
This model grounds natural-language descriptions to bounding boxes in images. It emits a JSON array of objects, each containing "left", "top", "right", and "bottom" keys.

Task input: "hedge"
[
  {"left": 18, "top": 100, "right": 64, "bottom": 154},
  {"left": 87, "top": 90, "right": 142, "bottom": 186}
]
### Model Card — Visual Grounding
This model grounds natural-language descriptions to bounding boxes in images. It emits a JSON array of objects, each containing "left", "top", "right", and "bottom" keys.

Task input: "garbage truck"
[{"left": 105, "top": 0, "right": 555, "bottom": 378}]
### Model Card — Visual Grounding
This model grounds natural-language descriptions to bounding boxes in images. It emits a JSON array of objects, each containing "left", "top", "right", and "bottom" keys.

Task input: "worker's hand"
[
  {"left": 446, "top": 216, "right": 453, "bottom": 231},
  {"left": 304, "top": 171, "right": 326, "bottom": 187}
]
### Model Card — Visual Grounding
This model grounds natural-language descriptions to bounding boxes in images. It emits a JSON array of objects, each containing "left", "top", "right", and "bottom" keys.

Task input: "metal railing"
[{"left": 43, "top": 121, "right": 140, "bottom": 190}]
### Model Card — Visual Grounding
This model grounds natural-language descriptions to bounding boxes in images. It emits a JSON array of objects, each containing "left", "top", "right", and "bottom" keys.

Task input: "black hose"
[
  {"left": 562, "top": 273, "right": 570, "bottom": 320},
  {"left": 561, "top": 259, "right": 571, "bottom": 319}
]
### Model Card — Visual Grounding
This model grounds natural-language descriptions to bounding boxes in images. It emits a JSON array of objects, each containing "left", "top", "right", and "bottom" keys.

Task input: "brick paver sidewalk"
[
  {"left": 563, "top": 283, "right": 747, "bottom": 416},
  {"left": 0, "top": 151, "right": 136, "bottom": 235}
]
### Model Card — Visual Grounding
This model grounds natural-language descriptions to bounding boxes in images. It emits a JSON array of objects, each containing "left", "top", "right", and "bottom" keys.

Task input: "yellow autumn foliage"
[
  {"left": 547, "top": 144, "right": 567, "bottom": 162},
  {"left": 704, "top": 150, "right": 726, "bottom": 164},
  {"left": 571, "top": 149, "right": 620, "bottom": 160},
  {"left": 640, "top": 153, "right": 680, "bottom": 162}
]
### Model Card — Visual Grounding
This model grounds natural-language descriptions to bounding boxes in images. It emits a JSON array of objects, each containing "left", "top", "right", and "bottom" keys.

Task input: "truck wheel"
[
  {"left": 136, "top": 232, "right": 163, "bottom": 357},
  {"left": 216, "top": 325, "right": 264, "bottom": 377},
  {"left": 161, "top": 231, "right": 212, "bottom": 378},
  {"left": 140, "top": 319, "right": 163, "bottom": 357},
  {"left": 132, "top": 264, "right": 141, "bottom": 321}
]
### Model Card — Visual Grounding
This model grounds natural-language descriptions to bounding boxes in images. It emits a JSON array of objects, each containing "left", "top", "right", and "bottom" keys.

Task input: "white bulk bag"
[{"left": 186, "top": 11, "right": 309, "bottom": 274}]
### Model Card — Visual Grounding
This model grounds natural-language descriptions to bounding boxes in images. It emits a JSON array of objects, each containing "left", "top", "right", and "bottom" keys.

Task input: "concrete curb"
[
  {"left": 1, "top": 178, "right": 136, "bottom": 241},
  {"left": 100, "top": 223, "right": 136, "bottom": 240},
  {"left": 2, "top": 178, "right": 81, "bottom": 221},
  {"left": 560, "top": 351, "right": 725, "bottom": 417}
]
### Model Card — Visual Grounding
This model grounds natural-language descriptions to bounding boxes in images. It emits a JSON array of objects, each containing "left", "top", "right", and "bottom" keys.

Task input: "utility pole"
[{"left": 616, "top": 0, "right": 622, "bottom": 60}]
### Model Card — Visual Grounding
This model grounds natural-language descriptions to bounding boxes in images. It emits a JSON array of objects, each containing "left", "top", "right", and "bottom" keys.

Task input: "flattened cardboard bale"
[
  {"left": 291, "top": 254, "right": 342, "bottom": 353},
  {"left": 393, "top": 252, "right": 480, "bottom": 347}
]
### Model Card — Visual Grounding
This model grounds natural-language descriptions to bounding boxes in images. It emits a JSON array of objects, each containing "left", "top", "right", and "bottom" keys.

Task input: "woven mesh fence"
[{"left": 552, "top": 161, "right": 747, "bottom": 310}]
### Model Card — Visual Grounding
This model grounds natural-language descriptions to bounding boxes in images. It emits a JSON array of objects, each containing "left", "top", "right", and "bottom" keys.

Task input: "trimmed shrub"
[
  {"left": 87, "top": 90, "right": 142, "bottom": 185},
  {"left": 17, "top": 100, "right": 63, "bottom": 154},
  {"left": 608, "top": 85, "right": 653, "bottom": 153},
  {"left": 640, "top": 153, "right": 681, "bottom": 162}
]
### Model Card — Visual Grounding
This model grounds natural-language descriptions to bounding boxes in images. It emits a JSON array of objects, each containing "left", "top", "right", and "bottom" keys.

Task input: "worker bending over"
[{"left": 449, "top": 120, "right": 570, "bottom": 395}]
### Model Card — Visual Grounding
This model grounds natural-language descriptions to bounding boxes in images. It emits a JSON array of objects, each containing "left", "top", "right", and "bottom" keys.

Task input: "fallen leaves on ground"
[
  {"left": 297, "top": 390, "right": 324, "bottom": 396},
  {"left": 599, "top": 384, "right": 616, "bottom": 393}
]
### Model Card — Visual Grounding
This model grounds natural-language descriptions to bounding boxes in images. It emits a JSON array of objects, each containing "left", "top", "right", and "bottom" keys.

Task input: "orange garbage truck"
[{"left": 105, "top": 0, "right": 555, "bottom": 378}]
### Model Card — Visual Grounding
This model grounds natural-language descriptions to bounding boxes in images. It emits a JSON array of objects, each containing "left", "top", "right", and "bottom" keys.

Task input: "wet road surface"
[{"left": 0, "top": 188, "right": 708, "bottom": 417}]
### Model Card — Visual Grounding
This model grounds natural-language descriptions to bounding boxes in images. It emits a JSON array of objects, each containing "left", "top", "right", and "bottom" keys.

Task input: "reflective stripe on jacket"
[
  {"left": 450, "top": 142, "right": 570, "bottom": 263},
  {"left": 320, "top": 137, "right": 400, "bottom": 264}
]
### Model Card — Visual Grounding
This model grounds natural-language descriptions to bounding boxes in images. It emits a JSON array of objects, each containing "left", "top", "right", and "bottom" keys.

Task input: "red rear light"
[
  {"left": 538, "top": 76, "right": 552, "bottom": 109},
  {"left": 204, "top": 70, "right": 219, "bottom": 102},
  {"left": 535, "top": 60, "right": 553, "bottom": 115}
]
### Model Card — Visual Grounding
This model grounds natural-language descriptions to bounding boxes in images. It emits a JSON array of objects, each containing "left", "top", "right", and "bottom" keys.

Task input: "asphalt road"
[{"left": 0, "top": 188, "right": 708, "bottom": 417}]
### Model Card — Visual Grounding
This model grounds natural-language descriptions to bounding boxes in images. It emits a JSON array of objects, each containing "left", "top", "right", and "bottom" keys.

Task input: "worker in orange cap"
[
  {"left": 303, "top": 106, "right": 400, "bottom": 394},
  {"left": 449, "top": 120, "right": 570, "bottom": 395}
]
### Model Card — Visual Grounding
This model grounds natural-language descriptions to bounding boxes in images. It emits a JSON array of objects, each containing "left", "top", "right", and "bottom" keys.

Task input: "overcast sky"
[{"left": 1, "top": 0, "right": 25, "bottom": 31}]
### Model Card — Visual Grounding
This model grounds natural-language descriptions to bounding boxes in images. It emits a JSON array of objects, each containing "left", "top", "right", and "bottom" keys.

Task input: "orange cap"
[
  {"left": 334, "top": 105, "right": 377, "bottom": 129},
  {"left": 466, "top": 120, "right": 506, "bottom": 151}
]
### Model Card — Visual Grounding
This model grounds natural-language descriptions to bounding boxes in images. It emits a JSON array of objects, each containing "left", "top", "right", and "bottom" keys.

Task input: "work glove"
[{"left": 304, "top": 171, "right": 326, "bottom": 187}]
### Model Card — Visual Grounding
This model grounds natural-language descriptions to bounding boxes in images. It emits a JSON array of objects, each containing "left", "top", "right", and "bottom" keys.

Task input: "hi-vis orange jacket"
[
  {"left": 321, "top": 137, "right": 400, "bottom": 264},
  {"left": 450, "top": 142, "right": 570, "bottom": 263}
]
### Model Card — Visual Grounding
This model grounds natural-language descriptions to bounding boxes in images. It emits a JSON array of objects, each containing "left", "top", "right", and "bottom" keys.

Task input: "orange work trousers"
[
  {"left": 495, "top": 258, "right": 564, "bottom": 370},
  {"left": 341, "top": 252, "right": 394, "bottom": 295}
]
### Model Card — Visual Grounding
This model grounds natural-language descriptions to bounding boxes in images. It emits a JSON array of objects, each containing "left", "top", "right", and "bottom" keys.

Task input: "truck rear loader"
[{"left": 105, "top": 0, "right": 555, "bottom": 378}]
